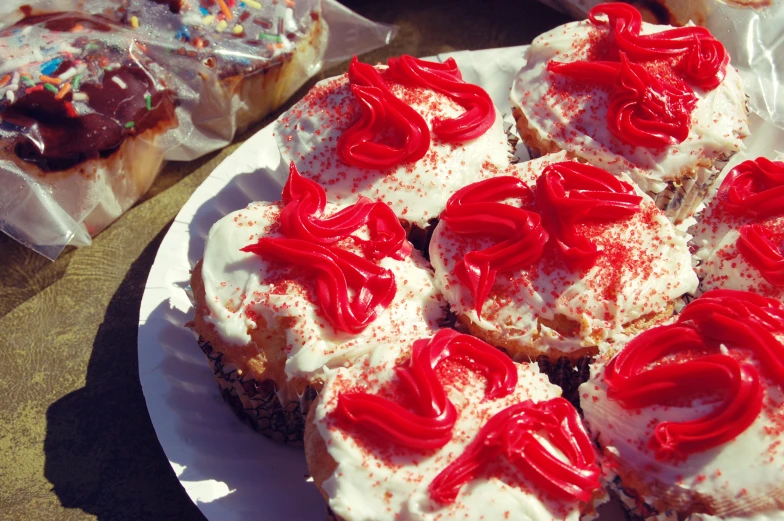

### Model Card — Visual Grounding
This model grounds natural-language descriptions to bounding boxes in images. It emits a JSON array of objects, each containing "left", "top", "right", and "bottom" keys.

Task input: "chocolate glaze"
[
  {"left": 2, "top": 63, "right": 176, "bottom": 172},
  {"left": 1, "top": 13, "right": 177, "bottom": 172}
]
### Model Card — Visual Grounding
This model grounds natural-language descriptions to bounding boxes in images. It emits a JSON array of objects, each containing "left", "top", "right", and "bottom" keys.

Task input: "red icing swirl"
[
  {"left": 738, "top": 224, "right": 784, "bottom": 286},
  {"left": 589, "top": 3, "right": 729, "bottom": 89},
  {"left": 241, "top": 239, "right": 396, "bottom": 335},
  {"left": 604, "top": 289, "right": 784, "bottom": 461},
  {"left": 546, "top": 3, "right": 728, "bottom": 149},
  {"left": 536, "top": 162, "right": 642, "bottom": 269},
  {"left": 242, "top": 165, "right": 411, "bottom": 334},
  {"left": 548, "top": 54, "right": 697, "bottom": 148},
  {"left": 336, "top": 329, "right": 518, "bottom": 449},
  {"left": 386, "top": 55, "right": 496, "bottom": 142},
  {"left": 430, "top": 397, "right": 600, "bottom": 504},
  {"left": 337, "top": 57, "right": 430, "bottom": 170},
  {"left": 439, "top": 177, "right": 548, "bottom": 315},
  {"left": 335, "top": 330, "right": 599, "bottom": 503},
  {"left": 717, "top": 158, "right": 784, "bottom": 218},
  {"left": 280, "top": 162, "right": 411, "bottom": 260}
]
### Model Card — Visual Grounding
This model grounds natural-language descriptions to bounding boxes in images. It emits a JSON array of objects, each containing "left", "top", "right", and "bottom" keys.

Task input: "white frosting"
[
  {"left": 429, "top": 153, "right": 698, "bottom": 356},
  {"left": 691, "top": 195, "right": 784, "bottom": 301},
  {"left": 510, "top": 18, "right": 748, "bottom": 195},
  {"left": 582, "top": 356, "right": 784, "bottom": 518},
  {"left": 200, "top": 200, "right": 444, "bottom": 382},
  {"left": 274, "top": 69, "right": 510, "bottom": 228},
  {"left": 313, "top": 342, "right": 591, "bottom": 521}
]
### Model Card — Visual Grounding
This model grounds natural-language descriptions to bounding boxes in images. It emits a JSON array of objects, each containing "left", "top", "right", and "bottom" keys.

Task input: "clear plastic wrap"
[{"left": 0, "top": 0, "right": 396, "bottom": 259}]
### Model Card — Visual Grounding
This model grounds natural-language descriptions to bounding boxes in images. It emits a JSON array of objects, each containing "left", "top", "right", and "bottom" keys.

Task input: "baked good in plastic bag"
[{"left": 0, "top": 0, "right": 396, "bottom": 259}]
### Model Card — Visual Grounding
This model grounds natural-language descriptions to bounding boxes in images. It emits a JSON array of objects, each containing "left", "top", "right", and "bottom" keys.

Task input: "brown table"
[{"left": 0, "top": 2, "right": 570, "bottom": 519}]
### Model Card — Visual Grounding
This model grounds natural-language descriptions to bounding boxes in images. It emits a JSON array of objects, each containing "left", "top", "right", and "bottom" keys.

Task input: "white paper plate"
[{"left": 137, "top": 46, "right": 544, "bottom": 521}]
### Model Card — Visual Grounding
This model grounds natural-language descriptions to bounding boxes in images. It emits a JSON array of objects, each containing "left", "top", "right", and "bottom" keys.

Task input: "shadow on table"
[{"left": 42, "top": 225, "right": 206, "bottom": 521}]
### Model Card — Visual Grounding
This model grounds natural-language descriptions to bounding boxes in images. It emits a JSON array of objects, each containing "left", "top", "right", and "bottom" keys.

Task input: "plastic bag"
[{"left": 0, "top": 0, "right": 396, "bottom": 259}]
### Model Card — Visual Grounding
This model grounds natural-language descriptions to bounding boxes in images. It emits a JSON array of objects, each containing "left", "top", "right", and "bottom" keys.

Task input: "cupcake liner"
[
  {"left": 197, "top": 336, "right": 315, "bottom": 445},
  {"left": 651, "top": 164, "right": 724, "bottom": 225},
  {"left": 606, "top": 474, "right": 672, "bottom": 521},
  {"left": 536, "top": 355, "right": 593, "bottom": 412}
]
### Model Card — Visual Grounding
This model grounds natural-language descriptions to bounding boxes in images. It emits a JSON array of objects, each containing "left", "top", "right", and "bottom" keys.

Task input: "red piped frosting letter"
[
  {"left": 548, "top": 3, "right": 728, "bottom": 149},
  {"left": 337, "top": 57, "right": 430, "bottom": 170},
  {"left": 589, "top": 2, "right": 729, "bottom": 89},
  {"left": 536, "top": 162, "right": 642, "bottom": 269},
  {"left": 386, "top": 55, "right": 496, "bottom": 142},
  {"left": 242, "top": 164, "right": 411, "bottom": 334},
  {"left": 604, "top": 289, "right": 784, "bottom": 461},
  {"left": 549, "top": 55, "right": 697, "bottom": 148},
  {"left": 439, "top": 177, "right": 549, "bottom": 315},
  {"left": 335, "top": 330, "right": 600, "bottom": 503},
  {"left": 336, "top": 329, "right": 518, "bottom": 449},
  {"left": 429, "top": 397, "right": 601, "bottom": 504}
]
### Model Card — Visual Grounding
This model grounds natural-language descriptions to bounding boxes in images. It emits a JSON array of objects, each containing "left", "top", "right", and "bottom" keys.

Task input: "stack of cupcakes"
[{"left": 189, "top": 4, "right": 784, "bottom": 518}]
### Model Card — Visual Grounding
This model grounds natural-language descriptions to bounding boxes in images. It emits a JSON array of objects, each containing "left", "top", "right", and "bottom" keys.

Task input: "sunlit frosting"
[
  {"left": 581, "top": 290, "right": 784, "bottom": 518},
  {"left": 693, "top": 158, "right": 784, "bottom": 300},
  {"left": 274, "top": 59, "right": 508, "bottom": 228},
  {"left": 510, "top": 5, "right": 748, "bottom": 195},
  {"left": 429, "top": 153, "right": 698, "bottom": 356},
  {"left": 314, "top": 331, "right": 600, "bottom": 521},
  {"left": 200, "top": 197, "right": 444, "bottom": 382}
]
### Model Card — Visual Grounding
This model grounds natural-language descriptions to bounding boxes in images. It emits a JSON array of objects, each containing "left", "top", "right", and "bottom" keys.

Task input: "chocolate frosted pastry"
[
  {"left": 190, "top": 163, "right": 445, "bottom": 443},
  {"left": 429, "top": 152, "right": 698, "bottom": 363},
  {"left": 306, "top": 329, "right": 605, "bottom": 521},
  {"left": 0, "top": 11, "right": 177, "bottom": 236},
  {"left": 582, "top": 290, "right": 784, "bottom": 520},
  {"left": 510, "top": 2, "right": 748, "bottom": 223},
  {"left": 116, "top": 0, "right": 328, "bottom": 145}
]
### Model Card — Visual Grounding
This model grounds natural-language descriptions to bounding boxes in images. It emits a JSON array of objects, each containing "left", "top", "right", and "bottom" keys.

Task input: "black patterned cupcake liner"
[
  {"left": 607, "top": 474, "right": 677, "bottom": 521},
  {"left": 197, "top": 336, "right": 316, "bottom": 445},
  {"left": 536, "top": 355, "right": 593, "bottom": 413}
]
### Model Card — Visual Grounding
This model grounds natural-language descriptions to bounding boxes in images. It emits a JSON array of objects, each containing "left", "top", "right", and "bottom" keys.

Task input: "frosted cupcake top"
[
  {"left": 275, "top": 55, "right": 509, "bottom": 228},
  {"left": 429, "top": 153, "right": 698, "bottom": 357},
  {"left": 200, "top": 164, "right": 444, "bottom": 382},
  {"left": 313, "top": 329, "right": 601, "bottom": 521},
  {"left": 510, "top": 3, "right": 748, "bottom": 195},
  {"left": 582, "top": 289, "right": 784, "bottom": 518},
  {"left": 692, "top": 157, "right": 784, "bottom": 302}
]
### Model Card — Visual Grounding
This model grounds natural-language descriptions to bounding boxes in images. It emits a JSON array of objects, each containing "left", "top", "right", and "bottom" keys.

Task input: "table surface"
[{"left": 0, "top": 2, "right": 570, "bottom": 519}]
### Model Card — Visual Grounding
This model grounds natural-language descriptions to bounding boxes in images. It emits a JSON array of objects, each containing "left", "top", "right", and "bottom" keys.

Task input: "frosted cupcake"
[
  {"left": 582, "top": 289, "right": 784, "bottom": 520},
  {"left": 692, "top": 157, "right": 784, "bottom": 301},
  {"left": 510, "top": 2, "right": 748, "bottom": 223},
  {"left": 190, "top": 164, "right": 444, "bottom": 443},
  {"left": 429, "top": 152, "right": 698, "bottom": 364},
  {"left": 306, "top": 329, "right": 604, "bottom": 521}
]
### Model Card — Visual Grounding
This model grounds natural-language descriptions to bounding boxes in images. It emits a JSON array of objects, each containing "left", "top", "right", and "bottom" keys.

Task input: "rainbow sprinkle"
[{"left": 40, "top": 57, "right": 63, "bottom": 76}]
